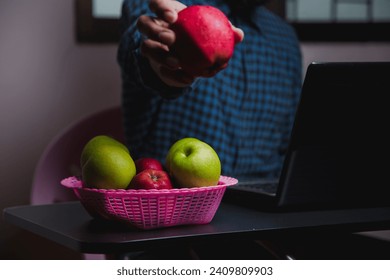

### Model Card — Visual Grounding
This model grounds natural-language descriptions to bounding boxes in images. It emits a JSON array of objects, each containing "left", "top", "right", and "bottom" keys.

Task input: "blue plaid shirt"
[{"left": 117, "top": 0, "right": 302, "bottom": 178}]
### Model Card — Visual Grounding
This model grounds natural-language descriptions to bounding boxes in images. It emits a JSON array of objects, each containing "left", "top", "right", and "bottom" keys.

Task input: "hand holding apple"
[
  {"left": 171, "top": 5, "right": 243, "bottom": 77},
  {"left": 137, "top": 1, "right": 243, "bottom": 87},
  {"left": 137, "top": 0, "right": 192, "bottom": 87}
]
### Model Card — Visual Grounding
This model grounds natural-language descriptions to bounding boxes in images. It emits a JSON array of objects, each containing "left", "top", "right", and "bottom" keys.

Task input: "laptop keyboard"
[{"left": 233, "top": 181, "right": 279, "bottom": 196}]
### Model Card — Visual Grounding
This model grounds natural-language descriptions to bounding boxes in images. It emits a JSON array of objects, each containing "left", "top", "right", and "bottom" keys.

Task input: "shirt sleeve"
[{"left": 117, "top": 0, "right": 194, "bottom": 99}]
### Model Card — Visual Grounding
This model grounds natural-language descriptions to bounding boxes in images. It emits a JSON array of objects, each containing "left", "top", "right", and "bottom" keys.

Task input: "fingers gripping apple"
[{"left": 171, "top": 5, "right": 240, "bottom": 77}]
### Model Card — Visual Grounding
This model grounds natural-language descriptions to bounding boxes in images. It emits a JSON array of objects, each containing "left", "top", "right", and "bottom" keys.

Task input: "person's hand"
[
  {"left": 137, "top": 0, "right": 189, "bottom": 87},
  {"left": 137, "top": 0, "right": 244, "bottom": 88}
]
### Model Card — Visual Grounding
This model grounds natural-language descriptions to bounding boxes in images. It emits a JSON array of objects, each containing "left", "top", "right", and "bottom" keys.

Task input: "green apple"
[
  {"left": 81, "top": 135, "right": 136, "bottom": 189},
  {"left": 80, "top": 135, "right": 129, "bottom": 167},
  {"left": 165, "top": 137, "right": 199, "bottom": 172},
  {"left": 166, "top": 138, "right": 221, "bottom": 188}
]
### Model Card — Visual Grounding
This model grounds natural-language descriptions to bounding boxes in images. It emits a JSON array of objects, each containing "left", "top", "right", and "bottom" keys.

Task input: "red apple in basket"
[
  {"left": 135, "top": 157, "right": 164, "bottom": 173},
  {"left": 170, "top": 5, "right": 241, "bottom": 77},
  {"left": 128, "top": 169, "right": 173, "bottom": 190}
]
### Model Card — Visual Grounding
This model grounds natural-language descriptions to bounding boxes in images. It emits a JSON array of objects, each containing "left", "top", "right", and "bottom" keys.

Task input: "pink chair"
[{"left": 30, "top": 106, "right": 125, "bottom": 259}]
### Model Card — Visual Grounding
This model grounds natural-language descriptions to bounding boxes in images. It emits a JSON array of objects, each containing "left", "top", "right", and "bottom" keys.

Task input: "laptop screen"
[{"left": 278, "top": 62, "right": 390, "bottom": 209}]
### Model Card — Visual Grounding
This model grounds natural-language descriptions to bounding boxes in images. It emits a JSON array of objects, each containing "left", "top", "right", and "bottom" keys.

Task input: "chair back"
[{"left": 31, "top": 106, "right": 125, "bottom": 204}]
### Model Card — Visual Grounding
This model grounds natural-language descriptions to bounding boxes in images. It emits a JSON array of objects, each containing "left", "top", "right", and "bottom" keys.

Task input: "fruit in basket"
[
  {"left": 129, "top": 169, "right": 173, "bottom": 190},
  {"left": 170, "top": 5, "right": 240, "bottom": 77},
  {"left": 81, "top": 135, "right": 136, "bottom": 189},
  {"left": 80, "top": 135, "right": 129, "bottom": 167},
  {"left": 166, "top": 137, "right": 221, "bottom": 188},
  {"left": 135, "top": 158, "right": 164, "bottom": 173}
]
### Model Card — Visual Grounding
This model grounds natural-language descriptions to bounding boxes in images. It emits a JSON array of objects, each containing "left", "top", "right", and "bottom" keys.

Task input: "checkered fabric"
[{"left": 117, "top": 0, "right": 302, "bottom": 178}]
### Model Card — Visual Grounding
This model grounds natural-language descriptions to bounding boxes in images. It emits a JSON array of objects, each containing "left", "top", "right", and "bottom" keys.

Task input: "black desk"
[{"left": 3, "top": 201, "right": 390, "bottom": 256}]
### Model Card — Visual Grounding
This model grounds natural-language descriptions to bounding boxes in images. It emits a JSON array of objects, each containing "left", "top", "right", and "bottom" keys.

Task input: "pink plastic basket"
[{"left": 61, "top": 176, "right": 238, "bottom": 230}]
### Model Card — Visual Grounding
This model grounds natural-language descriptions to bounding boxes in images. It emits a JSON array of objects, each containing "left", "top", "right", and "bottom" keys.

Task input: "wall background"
[{"left": 1, "top": 0, "right": 390, "bottom": 259}]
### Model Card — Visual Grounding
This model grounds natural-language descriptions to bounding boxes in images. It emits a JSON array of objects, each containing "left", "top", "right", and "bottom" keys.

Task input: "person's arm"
[
  {"left": 117, "top": 0, "right": 194, "bottom": 99},
  {"left": 118, "top": 0, "right": 244, "bottom": 99}
]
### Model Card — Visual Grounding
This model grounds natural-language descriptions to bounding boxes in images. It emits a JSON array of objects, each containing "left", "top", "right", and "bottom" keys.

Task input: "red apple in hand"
[
  {"left": 135, "top": 158, "right": 164, "bottom": 173},
  {"left": 171, "top": 5, "right": 240, "bottom": 77},
  {"left": 128, "top": 169, "right": 173, "bottom": 190}
]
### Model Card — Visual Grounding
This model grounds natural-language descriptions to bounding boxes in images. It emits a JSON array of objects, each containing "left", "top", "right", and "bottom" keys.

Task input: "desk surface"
[{"left": 4, "top": 202, "right": 390, "bottom": 254}]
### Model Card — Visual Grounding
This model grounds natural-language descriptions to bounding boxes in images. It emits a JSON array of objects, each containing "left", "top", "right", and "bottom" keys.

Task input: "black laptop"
[{"left": 223, "top": 62, "right": 390, "bottom": 211}]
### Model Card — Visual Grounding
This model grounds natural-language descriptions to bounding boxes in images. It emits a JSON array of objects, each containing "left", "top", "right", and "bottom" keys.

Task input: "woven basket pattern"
[{"left": 61, "top": 176, "right": 237, "bottom": 229}]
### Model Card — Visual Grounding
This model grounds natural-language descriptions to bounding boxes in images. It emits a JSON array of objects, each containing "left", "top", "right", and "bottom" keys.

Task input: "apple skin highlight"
[
  {"left": 166, "top": 138, "right": 221, "bottom": 188},
  {"left": 135, "top": 158, "right": 164, "bottom": 173},
  {"left": 171, "top": 5, "right": 239, "bottom": 77},
  {"left": 129, "top": 169, "right": 173, "bottom": 190},
  {"left": 80, "top": 136, "right": 136, "bottom": 189}
]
